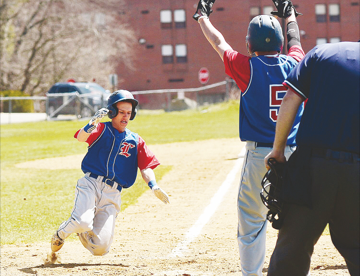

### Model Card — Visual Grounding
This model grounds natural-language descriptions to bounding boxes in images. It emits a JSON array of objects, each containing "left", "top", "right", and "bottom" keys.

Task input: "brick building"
[{"left": 116, "top": 0, "right": 359, "bottom": 108}]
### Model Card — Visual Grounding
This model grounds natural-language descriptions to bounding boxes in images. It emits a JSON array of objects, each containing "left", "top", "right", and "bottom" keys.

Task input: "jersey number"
[{"left": 269, "top": 84, "right": 287, "bottom": 122}]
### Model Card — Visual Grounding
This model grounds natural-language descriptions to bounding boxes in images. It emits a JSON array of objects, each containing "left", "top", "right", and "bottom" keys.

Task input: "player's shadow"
[
  {"left": 313, "top": 264, "right": 348, "bottom": 270},
  {"left": 19, "top": 263, "right": 130, "bottom": 275},
  {"left": 262, "top": 264, "right": 348, "bottom": 273}
]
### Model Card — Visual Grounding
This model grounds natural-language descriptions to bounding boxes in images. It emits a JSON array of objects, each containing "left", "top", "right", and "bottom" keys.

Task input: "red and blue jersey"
[
  {"left": 224, "top": 46, "right": 305, "bottom": 145},
  {"left": 74, "top": 122, "right": 160, "bottom": 188}
]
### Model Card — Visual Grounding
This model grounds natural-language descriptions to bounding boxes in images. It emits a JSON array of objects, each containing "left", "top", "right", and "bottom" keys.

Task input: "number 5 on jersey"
[{"left": 269, "top": 84, "right": 287, "bottom": 122}]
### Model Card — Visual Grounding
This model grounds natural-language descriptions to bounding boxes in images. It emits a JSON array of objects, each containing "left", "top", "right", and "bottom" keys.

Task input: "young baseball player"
[
  {"left": 193, "top": 0, "right": 305, "bottom": 275},
  {"left": 51, "top": 90, "right": 170, "bottom": 257}
]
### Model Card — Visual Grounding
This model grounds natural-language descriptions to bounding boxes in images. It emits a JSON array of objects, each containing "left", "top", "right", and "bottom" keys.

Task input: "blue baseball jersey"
[
  {"left": 76, "top": 122, "right": 159, "bottom": 188},
  {"left": 228, "top": 54, "right": 303, "bottom": 144},
  {"left": 284, "top": 42, "right": 360, "bottom": 153}
]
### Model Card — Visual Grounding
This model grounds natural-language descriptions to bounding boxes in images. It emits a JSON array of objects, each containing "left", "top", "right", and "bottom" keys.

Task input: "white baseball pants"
[
  {"left": 237, "top": 141, "right": 294, "bottom": 276},
  {"left": 57, "top": 174, "right": 121, "bottom": 256}
]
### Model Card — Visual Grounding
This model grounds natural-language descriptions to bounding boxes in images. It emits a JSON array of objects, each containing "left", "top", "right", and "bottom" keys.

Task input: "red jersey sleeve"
[
  {"left": 137, "top": 136, "right": 160, "bottom": 170},
  {"left": 74, "top": 123, "right": 105, "bottom": 146},
  {"left": 223, "top": 49, "right": 251, "bottom": 92},
  {"left": 288, "top": 45, "right": 305, "bottom": 62}
]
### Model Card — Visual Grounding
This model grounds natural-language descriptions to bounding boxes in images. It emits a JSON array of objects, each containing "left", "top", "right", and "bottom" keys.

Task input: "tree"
[{"left": 0, "top": 0, "right": 136, "bottom": 95}]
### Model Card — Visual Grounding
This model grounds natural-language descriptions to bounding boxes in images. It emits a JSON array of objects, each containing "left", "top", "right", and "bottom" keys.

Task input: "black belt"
[
  {"left": 311, "top": 148, "right": 359, "bottom": 163},
  {"left": 89, "top": 173, "right": 122, "bottom": 192},
  {"left": 256, "top": 142, "right": 274, "bottom": 147},
  {"left": 256, "top": 142, "right": 296, "bottom": 148}
]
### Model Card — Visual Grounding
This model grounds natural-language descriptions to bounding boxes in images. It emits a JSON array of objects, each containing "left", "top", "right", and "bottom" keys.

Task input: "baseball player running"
[
  {"left": 194, "top": 0, "right": 304, "bottom": 275},
  {"left": 51, "top": 90, "right": 170, "bottom": 257}
]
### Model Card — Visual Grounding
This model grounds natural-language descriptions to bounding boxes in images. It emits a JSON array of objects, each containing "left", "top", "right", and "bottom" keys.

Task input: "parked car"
[{"left": 46, "top": 82, "right": 111, "bottom": 118}]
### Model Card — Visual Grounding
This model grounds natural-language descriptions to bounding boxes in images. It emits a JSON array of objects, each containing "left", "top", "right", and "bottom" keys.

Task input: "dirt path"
[{"left": 1, "top": 138, "right": 349, "bottom": 275}]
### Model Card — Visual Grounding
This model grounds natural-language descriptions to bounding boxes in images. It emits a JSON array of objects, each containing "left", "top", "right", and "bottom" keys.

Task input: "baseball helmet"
[
  {"left": 246, "top": 15, "right": 284, "bottom": 55},
  {"left": 107, "top": 90, "right": 138, "bottom": 120}
]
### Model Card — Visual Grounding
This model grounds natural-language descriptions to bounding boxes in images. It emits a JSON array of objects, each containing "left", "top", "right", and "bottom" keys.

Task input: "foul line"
[{"left": 169, "top": 148, "right": 246, "bottom": 258}]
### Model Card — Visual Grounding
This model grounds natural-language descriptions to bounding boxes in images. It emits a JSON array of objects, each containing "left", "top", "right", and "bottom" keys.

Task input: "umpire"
[{"left": 265, "top": 41, "right": 360, "bottom": 275}]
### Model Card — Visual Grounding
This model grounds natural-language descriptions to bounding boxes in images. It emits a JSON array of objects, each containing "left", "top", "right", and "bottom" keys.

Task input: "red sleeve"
[
  {"left": 74, "top": 123, "right": 105, "bottom": 146},
  {"left": 288, "top": 45, "right": 305, "bottom": 62},
  {"left": 137, "top": 136, "right": 160, "bottom": 170},
  {"left": 223, "top": 49, "right": 251, "bottom": 92}
]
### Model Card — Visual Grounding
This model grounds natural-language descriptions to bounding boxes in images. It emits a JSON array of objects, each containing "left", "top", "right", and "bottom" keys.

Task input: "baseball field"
[{"left": 0, "top": 101, "right": 349, "bottom": 275}]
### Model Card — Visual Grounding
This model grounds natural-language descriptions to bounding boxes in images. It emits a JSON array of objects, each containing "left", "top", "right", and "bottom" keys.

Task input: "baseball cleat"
[{"left": 51, "top": 232, "right": 64, "bottom": 252}]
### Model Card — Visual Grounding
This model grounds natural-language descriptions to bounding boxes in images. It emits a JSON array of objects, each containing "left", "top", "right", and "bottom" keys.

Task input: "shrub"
[{"left": 0, "top": 90, "right": 34, "bottom": 113}]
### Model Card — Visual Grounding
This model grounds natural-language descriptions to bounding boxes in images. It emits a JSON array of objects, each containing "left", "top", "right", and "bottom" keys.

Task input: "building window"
[
  {"left": 95, "top": 13, "right": 105, "bottom": 26},
  {"left": 250, "top": 7, "right": 260, "bottom": 20},
  {"left": 81, "top": 13, "right": 91, "bottom": 25},
  {"left": 176, "top": 44, "right": 187, "bottom": 63},
  {"left": 330, "top": 37, "right": 341, "bottom": 43},
  {"left": 263, "top": 6, "right": 273, "bottom": 15},
  {"left": 162, "top": 45, "right": 173, "bottom": 64},
  {"left": 160, "top": 10, "right": 172, "bottom": 29},
  {"left": 141, "top": 10, "right": 149, "bottom": 14},
  {"left": 316, "top": 38, "right": 327, "bottom": 45},
  {"left": 315, "top": 4, "right": 327, "bottom": 22},
  {"left": 174, "top": 9, "right": 186, "bottom": 28},
  {"left": 329, "top": 4, "right": 340, "bottom": 22}
]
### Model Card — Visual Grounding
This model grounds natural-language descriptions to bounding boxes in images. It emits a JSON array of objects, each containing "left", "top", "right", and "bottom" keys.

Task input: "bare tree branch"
[{"left": 0, "top": 0, "right": 136, "bottom": 95}]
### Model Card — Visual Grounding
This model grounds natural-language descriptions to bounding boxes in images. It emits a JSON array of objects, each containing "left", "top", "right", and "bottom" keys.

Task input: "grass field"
[{"left": 0, "top": 101, "right": 240, "bottom": 245}]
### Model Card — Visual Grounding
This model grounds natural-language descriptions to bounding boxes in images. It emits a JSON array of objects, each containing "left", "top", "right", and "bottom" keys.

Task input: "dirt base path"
[{"left": 1, "top": 138, "right": 349, "bottom": 275}]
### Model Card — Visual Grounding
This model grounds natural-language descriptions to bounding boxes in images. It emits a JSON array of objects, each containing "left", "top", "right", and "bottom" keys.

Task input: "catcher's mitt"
[
  {"left": 193, "top": 0, "right": 216, "bottom": 21},
  {"left": 271, "top": 0, "right": 302, "bottom": 18},
  {"left": 260, "top": 158, "right": 286, "bottom": 229}
]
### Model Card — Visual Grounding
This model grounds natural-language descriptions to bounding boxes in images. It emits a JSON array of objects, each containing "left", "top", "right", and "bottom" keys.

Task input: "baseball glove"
[
  {"left": 271, "top": 0, "right": 302, "bottom": 18},
  {"left": 260, "top": 158, "right": 286, "bottom": 229},
  {"left": 193, "top": 0, "right": 216, "bottom": 21}
]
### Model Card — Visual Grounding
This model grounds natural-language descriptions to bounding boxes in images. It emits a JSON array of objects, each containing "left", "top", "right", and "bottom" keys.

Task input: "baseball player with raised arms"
[
  {"left": 194, "top": 0, "right": 304, "bottom": 275},
  {"left": 50, "top": 90, "right": 170, "bottom": 257}
]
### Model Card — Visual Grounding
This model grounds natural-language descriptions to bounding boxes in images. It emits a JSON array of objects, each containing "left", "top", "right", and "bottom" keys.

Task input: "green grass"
[{"left": 0, "top": 101, "right": 240, "bottom": 245}]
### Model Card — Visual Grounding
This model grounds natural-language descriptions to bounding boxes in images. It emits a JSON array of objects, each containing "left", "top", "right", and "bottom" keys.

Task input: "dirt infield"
[{"left": 1, "top": 138, "right": 349, "bottom": 275}]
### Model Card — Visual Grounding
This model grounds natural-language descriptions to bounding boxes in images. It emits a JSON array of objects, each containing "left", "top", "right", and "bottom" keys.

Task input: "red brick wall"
[{"left": 116, "top": 0, "right": 359, "bottom": 95}]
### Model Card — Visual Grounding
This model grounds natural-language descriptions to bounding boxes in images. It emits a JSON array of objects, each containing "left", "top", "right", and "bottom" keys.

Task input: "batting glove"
[
  {"left": 271, "top": 0, "right": 302, "bottom": 18},
  {"left": 193, "top": 0, "right": 216, "bottom": 21},
  {"left": 151, "top": 184, "right": 170, "bottom": 204},
  {"left": 84, "top": 108, "right": 109, "bottom": 133}
]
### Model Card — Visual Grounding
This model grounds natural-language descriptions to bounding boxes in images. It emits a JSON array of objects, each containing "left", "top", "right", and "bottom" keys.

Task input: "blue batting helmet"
[
  {"left": 107, "top": 90, "right": 138, "bottom": 120},
  {"left": 246, "top": 15, "right": 284, "bottom": 55}
]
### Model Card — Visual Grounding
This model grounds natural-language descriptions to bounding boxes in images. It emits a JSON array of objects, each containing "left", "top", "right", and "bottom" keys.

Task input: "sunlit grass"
[{"left": 0, "top": 101, "right": 239, "bottom": 245}]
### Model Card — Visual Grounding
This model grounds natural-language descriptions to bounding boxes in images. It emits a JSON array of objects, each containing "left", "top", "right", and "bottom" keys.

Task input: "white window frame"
[
  {"left": 174, "top": 9, "right": 186, "bottom": 28},
  {"left": 161, "top": 45, "right": 173, "bottom": 64},
  {"left": 316, "top": 38, "right": 327, "bottom": 45},
  {"left": 315, "top": 4, "right": 326, "bottom": 15},
  {"left": 162, "top": 45, "right": 173, "bottom": 56},
  {"left": 315, "top": 4, "right": 327, "bottom": 22},
  {"left": 330, "top": 37, "right": 341, "bottom": 43},
  {"left": 250, "top": 7, "right": 260, "bottom": 16},
  {"left": 175, "top": 44, "right": 187, "bottom": 57},
  {"left": 160, "top": 10, "right": 172, "bottom": 23},
  {"left": 175, "top": 44, "right": 187, "bottom": 63},
  {"left": 329, "top": 4, "right": 340, "bottom": 22},
  {"left": 329, "top": 4, "right": 340, "bottom": 16},
  {"left": 263, "top": 6, "right": 273, "bottom": 15},
  {"left": 95, "top": 13, "right": 105, "bottom": 26},
  {"left": 174, "top": 9, "right": 185, "bottom": 22}
]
